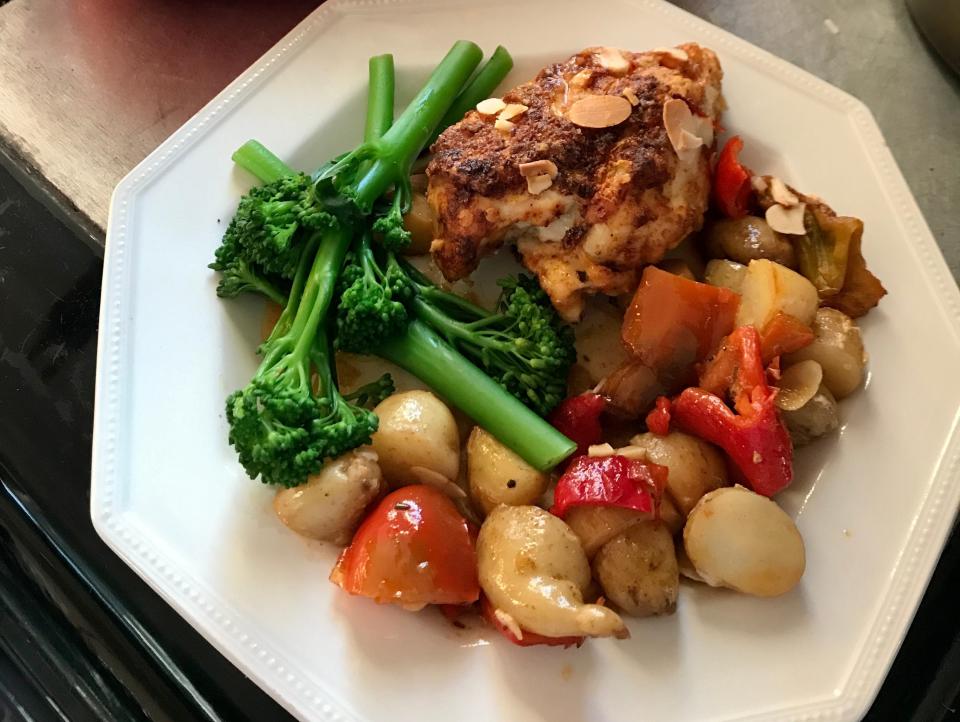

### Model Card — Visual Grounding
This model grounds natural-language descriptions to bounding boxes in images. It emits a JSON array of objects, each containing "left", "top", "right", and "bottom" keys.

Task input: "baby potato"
[
  {"left": 273, "top": 448, "right": 383, "bottom": 545},
  {"left": 371, "top": 391, "right": 460, "bottom": 487},
  {"left": 784, "top": 307, "right": 865, "bottom": 399},
  {"left": 401, "top": 192, "right": 435, "bottom": 255},
  {"left": 629, "top": 431, "right": 728, "bottom": 516},
  {"left": 593, "top": 522, "right": 679, "bottom": 617},
  {"left": 704, "top": 258, "right": 748, "bottom": 294},
  {"left": 564, "top": 505, "right": 649, "bottom": 558},
  {"left": 478, "top": 505, "right": 627, "bottom": 639},
  {"left": 705, "top": 215, "right": 797, "bottom": 268},
  {"left": 467, "top": 427, "right": 549, "bottom": 514},
  {"left": 781, "top": 383, "right": 840, "bottom": 447},
  {"left": 736, "top": 259, "right": 818, "bottom": 329},
  {"left": 683, "top": 486, "right": 805, "bottom": 597}
]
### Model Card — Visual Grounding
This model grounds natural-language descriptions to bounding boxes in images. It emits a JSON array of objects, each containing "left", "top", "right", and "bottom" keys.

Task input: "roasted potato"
[
  {"left": 704, "top": 258, "right": 748, "bottom": 294},
  {"left": 564, "top": 505, "right": 649, "bottom": 558},
  {"left": 781, "top": 383, "right": 840, "bottom": 446},
  {"left": 784, "top": 307, "right": 865, "bottom": 399},
  {"left": 628, "top": 431, "right": 728, "bottom": 516},
  {"left": 467, "top": 427, "right": 549, "bottom": 514},
  {"left": 683, "top": 486, "right": 805, "bottom": 597},
  {"left": 593, "top": 522, "right": 679, "bottom": 617},
  {"left": 477, "top": 505, "right": 627, "bottom": 639},
  {"left": 401, "top": 192, "right": 435, "bottom": 255},
  {"left": 704, "top": 215, "right": 797, "bottom": 268},
  {"left": 371, "top": 391, "right": 460, "bottom": 487},
  {"left": 736, "top": 259, "right": 819, "bottom": 329},
  {"left": 273, "top": 448, "right": 383, "bottom": 545}
]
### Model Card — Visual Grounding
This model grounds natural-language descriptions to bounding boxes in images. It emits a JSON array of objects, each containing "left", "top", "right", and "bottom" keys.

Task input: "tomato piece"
[
  {"left": 622, "top": 266, "right": 740, "bottom": 377},
  {"left": 481, "top": 596, "right": 583, "bottom": 648},
  {"left": 548, "top": 393, "right": 607, "bottom": 456},
  {"left": 550, "top": 455, "right": 666, "bottom": 519},
  {"left": 713, "top": 136, "right": 753, "bottom": 218},
  {"left": 331, "top": 485, "right": 480, "bottom": 607}
]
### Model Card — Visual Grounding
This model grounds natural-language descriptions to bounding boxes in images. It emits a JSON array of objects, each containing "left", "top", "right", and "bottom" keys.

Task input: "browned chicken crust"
[{"left": 428, "top": 43, "right": 723, "bottom": 320}]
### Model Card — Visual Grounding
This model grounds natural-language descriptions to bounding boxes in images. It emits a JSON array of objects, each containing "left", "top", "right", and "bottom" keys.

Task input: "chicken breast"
[{"left": 428, "top": 43, "right": 723, "bottom": 320}]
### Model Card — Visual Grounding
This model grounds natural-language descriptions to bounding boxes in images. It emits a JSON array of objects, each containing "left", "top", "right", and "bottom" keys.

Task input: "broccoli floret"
[
  {"left": 225, "top": 230, "right": 378, "bottom": 487},
  {"left": 408, "top": 270, "right": 576, "bottom": 416},
  {"left": 217, "top": 173, "right": 334, "bottom": 281},
  {"left": 211, "top": 255, "right": 287, "bottom": 306},
  {"left": 336, "top": 232, "right": 413, "bottom": 353}
]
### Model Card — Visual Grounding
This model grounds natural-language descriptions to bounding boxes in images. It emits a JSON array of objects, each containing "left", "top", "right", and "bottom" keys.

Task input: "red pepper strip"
[
  {"left": 548, "top": 393, "right": 606, "bottom": 456},
  {"left": 481, "top": 596, "right": 584, "bottom": 648},
  {"left": 713, "top": 136, "right": 753, "bottom": 218},
  {"left": 699, "top": 313, "right": 814, "bottom": 395},
  {"left": 673, "top": 327, "right": 793, "bottom": 497},
  {"left": 645, "top": 396, "right": 672, "bottom": 436},
  {"left": 550, "top": 455, "right": 666, "bottom": 519}
]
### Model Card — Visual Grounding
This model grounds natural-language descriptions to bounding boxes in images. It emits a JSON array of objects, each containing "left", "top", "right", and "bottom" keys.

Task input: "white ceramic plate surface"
[{"left": 91, "top": 1, "right": 960, "bottom": 720}]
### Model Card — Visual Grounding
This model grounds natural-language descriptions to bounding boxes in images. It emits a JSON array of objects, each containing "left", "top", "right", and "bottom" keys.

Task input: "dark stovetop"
[{"left": 0, "top": 145, "right": 957, "bottom": 721}]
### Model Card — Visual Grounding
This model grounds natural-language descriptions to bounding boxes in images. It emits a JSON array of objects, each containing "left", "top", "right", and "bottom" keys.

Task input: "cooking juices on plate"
[{"left": 210, "top": 41, "right": 885, "bottom": 648}]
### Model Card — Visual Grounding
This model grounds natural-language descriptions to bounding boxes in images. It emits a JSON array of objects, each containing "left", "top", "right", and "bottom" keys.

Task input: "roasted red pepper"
[
  {"left": 481, "top": 596, "right": 583, "bottom": 648},
  {"left": 758, "top": 312, "right": 815, "bottom": 364},
  {"left": 548, "top": 392, "right": 607, "bottom": 456},
  {"left": 713, "top": 136, "right": 753, "bottom": 218},
  {"left": 550, "top": 455, "right": 666, "bottom": 519},
  {"left": 621, "top": 266, "right": 740, "bottom": 376},
  {"left": 672, "top": 326, "right": 793, "bottom": 497},
  {"left": 645, "top": 396, "right": 672, "bottom": 436}
]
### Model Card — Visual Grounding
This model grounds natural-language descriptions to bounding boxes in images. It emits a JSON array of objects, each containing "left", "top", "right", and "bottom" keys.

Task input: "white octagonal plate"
[{"left": 91, "top": 1, "right": 960, "bottom": 720}]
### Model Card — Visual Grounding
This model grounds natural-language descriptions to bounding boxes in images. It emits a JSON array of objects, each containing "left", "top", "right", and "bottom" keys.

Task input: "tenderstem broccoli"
[
  {"left": 336, "top": 238, "right": 577, "bottom": 470},
  {"left": 220, "top": 41, "right": 486, "bottom": 486}
]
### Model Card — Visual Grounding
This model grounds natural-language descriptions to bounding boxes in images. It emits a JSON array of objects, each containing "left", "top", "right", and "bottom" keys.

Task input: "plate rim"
[{"left": 90, "top": 1, "right": 960, "bottom": 720}]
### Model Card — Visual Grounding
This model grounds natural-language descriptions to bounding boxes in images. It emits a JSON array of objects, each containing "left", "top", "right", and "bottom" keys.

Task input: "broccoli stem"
[
  {"left": 365, "top": 55, "right": 395, "bottom": 143},
  {"left": 353, "top": 40, "right": 482, "bottom": 209},
  {"left": 376, "top": 320, "right": 576, "bottom": 470},
  {"left": 430, "top": 45, "right": 513, "bottom": 144},
  {"left": 232, "top": 140, "right": 295, "bottom": 183},
  {"left": 289, "top": 225, "right": 354, "bottom": 361},
  {"left": 410, "top": 297, "right": 507, "bottom": 351}
]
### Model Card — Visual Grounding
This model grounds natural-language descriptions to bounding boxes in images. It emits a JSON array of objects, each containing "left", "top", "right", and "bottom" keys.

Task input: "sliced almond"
[
  {"left": 751, "top": 175, "right": 769, "bottom": 193},
  {"left": 494, "top": 117, "right": 515, "bottom": 134},
  {"left": 588, "top": 443, "right": 616, "bottom": 457},
  {"left": 570, "top": 69, "right": 593, "bottom": 88},
  {"left": 525, "top": 173, "right": 554, "bottom": 195},
  {"left": 677, "top": 128, "right": 704, "bottom": 151},
  {"left": 651, "top": 46, "right": 689, "bottom": 62},
  {"left": 775, "top": 360, "right": 824, "bottom": 411},
  {"left": 595, "top": 46, "right": 630, "bottom": 74},
  {"left": 518, "top": 159, "right": 558, "bottom": 178},
  {"left": 622, "top": 87, "right": 640, "bottom": 106},
  {"left": 499, "top": 103, "right": 528, "bottom": 121},
  {"left": 769, "top": 176, "right": 800, "bottom": 206},
  {"left": 476, "top": 97, "right": 506, "bottom": 115},
  {"left": 766, "top": 202, "right": 807, "bottom": 235},
  {"left": 568, "top": 94, "right": 632, "bottom": 129}
]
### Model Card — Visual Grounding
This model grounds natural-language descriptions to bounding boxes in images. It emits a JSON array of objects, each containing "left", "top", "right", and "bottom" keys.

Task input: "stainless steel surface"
[
  {"left": 0, "top": 0, "right": 957, "bottom": 277},
  {"left": 0, "top": 0, "right": 318, "bottom": 229},
  {"left": 906, "top": 0, "right": 960, "bottom": 74}
]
